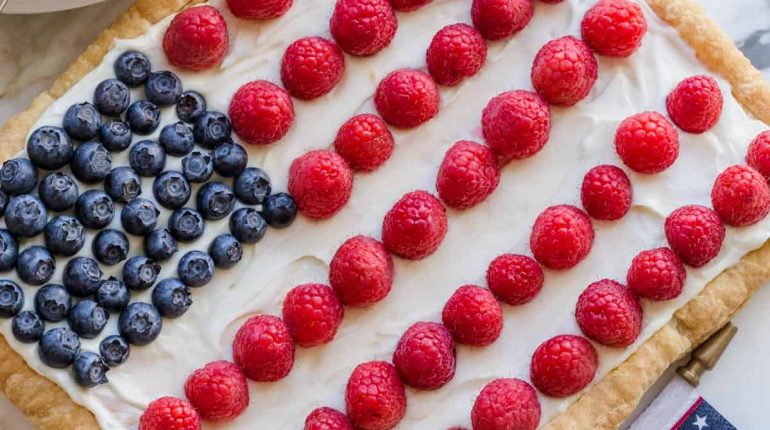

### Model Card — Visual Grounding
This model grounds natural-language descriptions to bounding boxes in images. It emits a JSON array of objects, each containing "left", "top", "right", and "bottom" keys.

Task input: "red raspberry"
[
  {"left": 226, "top": 0, "right": 292, "bottom": 19},
  {"left": 575, "top": 279, "right": 642, "bottom": 347},
  {"left": 282, "top": 283, "right": 344, "bottom": 347},
  {"left": 436, "top": 140, "right": 501, "bottom": 209},
  {"left": 230, "top": 80, "right": 295, "bottom": 145},
  {"left": 345, "top": 361, "right": 406, "bottom": 430},
  {"left": 329, "top": 235, "right": 394, "bottom": 307},
  {"left": 330, "top": 0, "right": 398, "bottom": 56},
  {"left": 441, "top": 285, "right": 503, "bottom": 346},
  {"left": 486, "top": 253, "right": 543, "bottom": 305},
  {"left": 391, "top": 0, "right": 432, "bottom": 11},
  {"left": 530, "top": 205, "right": 594, "bottom": 270},
  {"left": 375, "top": 69, "right": 440, "bottom": 128},
  {"left": 530, "top": 334, "right": 598, "bottom": 398},
  {"left": 746, "top": 131, "right": 770, "bottom": 181},
  {"left": 531, "top": 36, "right": 598, "bottom": 106},
  {"left": 281, "top": 37, "right": 345, "bottom": 100},
  {"left": 471, "top": 378, "right": 540, "bottom": 430},
  {"left": 711, "top": 164, "right": 770, "bottom": 226},
  {"left": 139, "top": 396, "right": 201, "bottom": 430},
  {"left": 666, "top": 75, "right": 723, "bottom": 134},
  {"left": 614, "top": 111, "right": 679, "bottom": 174},
  {"left": 162, "top": 6, "right": 229, "bottom": 71},
  {"left": 581, "top": 0, "right": 647, "bottom": 57},
  {"left": 471, "top": 0, "right": 533, "bottom": 41},
  {"left": 627, "top": 247, "right": 686, "bottom": 301},
  {"left": 232, "top": 315, "right": 295, "bottom": 382},
  {"left": 665, "top": 205, "right": 725, "bottom": 267},
  {"left": 382, "top": 190, "right": 448, "bottom": 260},
  {"left": 481, "top": 90, "right": 551, "bottom": 163},
  {"left": 333, "top": 114, "right": 394, "bottom": 171},
  {"left": 184, "top": 361, "right": 249, "bottom": 422},
  {"left": 426, "top": 24, "right": 488, "bottom": 86},
  {"left": 580, "top": 164, "right": 632, "bottom": 221},
  {"left": 288, "top": 150, "right": 354, "bottom": 219},
  {"left": 305, "top": 407, "right": 354, "bottom": 430},
  {"left": 392, "top": 321, "right": 456, "bottom": 390}
]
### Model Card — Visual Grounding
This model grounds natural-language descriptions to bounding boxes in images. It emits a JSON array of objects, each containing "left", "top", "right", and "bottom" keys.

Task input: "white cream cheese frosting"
[{"left": 1, "top": 0, "right": 769, "bottom": 428}]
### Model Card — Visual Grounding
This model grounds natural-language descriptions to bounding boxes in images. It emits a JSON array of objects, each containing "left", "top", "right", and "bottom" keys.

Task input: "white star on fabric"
[{"left": 692, "top": 414, "right": 709, "bottom": 430}]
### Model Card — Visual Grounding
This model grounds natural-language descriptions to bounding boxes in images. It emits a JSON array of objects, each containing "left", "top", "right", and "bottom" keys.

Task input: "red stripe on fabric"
[{"left": 671, "top": 396, "right": 704, "bottom": 430}]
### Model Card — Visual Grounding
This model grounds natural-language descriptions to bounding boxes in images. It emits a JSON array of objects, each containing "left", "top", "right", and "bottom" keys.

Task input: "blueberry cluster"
[{"left": 0, "top": 50, "right": 297, "bottom": 387}]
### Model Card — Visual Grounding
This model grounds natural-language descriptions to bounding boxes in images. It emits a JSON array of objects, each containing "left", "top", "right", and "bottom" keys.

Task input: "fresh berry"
[
  {"left": 747, "top": 131, "right": 770, "bottom": 181},
  {"left": 130, "top": 140, "right": 167, "bottom": 177},
  {"left": 226, "top": 0, "right": 292, "bottom": 19},
  {"left": 230, "top": 80, "right": 294, "bottom": 145},
  {"left": 289, "top": 150, "right": 353, "bottom": 219},
  {"left": 182, "top": 151, "right": 215, "bottom": 183},
  {"left": 471, "top": 0, "right": 533, "bottom": 41},
  {"left": 375, "top": 69, "right": 440, "bottom": 128},
  {"left": 333, "top": 114, "right": 394, "bottom": 171},
  {"left": 666, "top": 75, "right": 723, "bottom": 133},
  {"left": 345, "top": 361, "right": 405, "bottom": 430},
  {"left": 176, "top": 91, "right": 207, "bottom": 123},
  {"left": 68, "top": 300, "right": 109, "bottom": 339},
  {"left": 0, "top": 280, "right": 23, "bottom": 318},
  {"left": 530, "top": 334, "right": 598, "bottom": 397},
  {"left": 393, "top": 321, "right": 455, "bottom": 390},
  {"left": 152, "top": 278, "right": 192, "bottom": 318},
  {"left": 665, "top": 204, "right": 725, "bottom": 267},
  {"left": 71, "top": 141, "right": 112, "bottom": 184},
  {"left": 12, "top": 311, "right": 44, "bottom": 343},
  {"left": 0, "top": 158, "right": 38, "bottom": 195},
  {"left": 163, "top": 6, "right": 228, "bottom": 71},
  {"left": 121, "top": 198, "right": 160, "bottom": 236},
  {"left": 160, "top": 122, "right": 195, "bottom": 156},
  {"left": 197, "top": 182, "right": 236, "bottom": 220},
  {"left": 0, "top": 190, "right": 8, "bottom": 217},
  {"left": 118, "top": 302, "right": 163, "bottom": 346},
  {"left": 63, "top": 102, "right": 101, "bottom": 140},
  {"left": 94, "top": 78, "right": 130, "bottom": 116},
  {"left": 209, "top": 234, "right": 243, "bottom": 268},
  {"left": 481, "top": 90, "right": 551, "bottom": 163},
  {"left": 16, "top": 246, "right": 56, "bottom": 286},
  {"left": 44, "top": 215, "right": 85, "bottom": 257},
  {"left": 144, "top": 229, "right": 179, "bottom": 261},
  {"left": 193, "top": 111, "right": 232, "bottom": 149},
  {"left": 63, "top": 257, "right": 103, "bottom": 297},
  {"left": 100, "top": 335, "right": 130, "bottom": 367},
  {"left": 442, "top": 285, "right": 502, "bottom": 346},
  {"left": 436, "top": 140, "right": 500, "bottom": 209},
  {"left": 486, "top": 253, "right": 543, "bottom": 305},
  {"left": 212, "top": 141, "right": 248, "bottom": 177},
  {"left": 281, "top": 36, "right": 345, "bottom": 100},
  {"left": 99, "top": 120, "right": 133, "bottom": 152},
  {"left": 153, "top": 171, "right": 192, "bottom": 210},
  {"left": 95, "top": 277, "right": 131, "bottom": 312},
  {"left": 627, "top": 247, "right": 685, "bottom": 301},
  {"left": 426, "top": 23, "right": 487, "bottom": 86},
  {"left": 530, "top": 205, "right": 594, "bottom": 270},
  {"left": 260, "top": 192, "right": 298, "bottom": 228},
  {"left": 169, "top": 207, "right": 206, "bottom": 242},
  {"left": 126, "top": 100, "right": 161, "bottom": 135},
  {"left": 38, "top": 327, "right": 80, "bottom": 369},
  {"left": 35, "top": 284, "right": 71, "bottom": 322},
  {"left": 471, "top": 378, "right": 541, "bottom": 430},
  {"left": 75, "top": 190, "right": 114, "bottom": 229},
  {"left": 178, "top": 250, "right": 215, "bottom": 287},
  {"left": 382, "top": 190, "right": 448, "bottom": 260},
  {"left": 580, "top": 164, "right": 632, "bottom": 220},
  {"left": 27, "top": 126, "right": 73, "bottom": 170},
  {"left": 330, "top": 0, "right": 397, "bottom": 56},
  {"left": 391, "top": 0, "right": 431, "bottom": 11},
  {"left": 575, "top": 279, "right": 642, "bottom": 347},
  {"left": 711, "top": 164, "right": 770, "bottom": 226},
  {"left": 122, "top": 256, "right": 161, "bottom": 291},
  {"left": 330, "top": 235, "right": 393, "bottom": 307},
  {"left": 234, "top": 167, "right": 271, "bottom": 204},
  {"left": 229, "top": 208, "right": 267, "bottom": 244},
  {"left": 5, "top": 194, "right": 47, "bottom": 237},
  {"left": 114, "top": 50, "right": 151, "bottom": 87},
  {"left": 282, "top": 283, "right": 344, "bottom": 347},
  {"left": 581, "top": 0, "right": 647, "bottom": 57},
  {"left": 73, "top": 351, "right": 110, "bottom": 387},
  {"left": 185, "top": 360, "right": 249, "bottom": 421},
  {"left": 531, "top": 36, "right": 598, "bottom": 106},
  {"left": 139, "top": 396, "right": 201, "bottom": 430},
  {"left": 0, "top": 229, "right": 18, "bottom": 272},
  {"left": 104, "top": 167, "right": 142, "bottom": 204},
  {"left": 232, "top": 315, "right": 295, "bottom": 382},
  {"left": 305, "top": 407, "right": 354, "bottom": 430}
]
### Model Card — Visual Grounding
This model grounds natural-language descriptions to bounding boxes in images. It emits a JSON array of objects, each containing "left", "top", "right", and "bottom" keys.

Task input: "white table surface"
[{"left": 0, "top": 0, "right": 768, "bottom": 429}]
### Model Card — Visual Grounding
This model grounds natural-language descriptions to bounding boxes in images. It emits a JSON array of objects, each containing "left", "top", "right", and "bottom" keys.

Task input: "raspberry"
[
  {"left": 530, "top": 205, "right": 594, "bottom": 270},
  {"left": 531, "top": 36, "right": 598, "bottom": 106},
  {"left": 305, "top": 407, "right": 354, "bottom": 430},
  {"left": 627, "top": 247, "right": 686, "bottom": 301},
  {"left": 280, "top": 37, "right": 345, "bottom": 100},
  {"left": 581, "top": 0, "right": 647, "bottom": 57},
  {"left": 486, "top": 253, "right": 543, "bottom": 305},
  {"left": 746, "top": 131, "right": 770, "bottom": 181},
  {"left": 666, "top": 75, "right": 723, "bottom": 134},
  {"left": 288, "top": 150, "right": 354, "bottom": 219},
  {"left": 282, "top": 283, "right": 344, "bottom": 347},
  {"left": 580, "top": 164, "right": 632, "bottom": 221},
  {"left": 230, "top": 80, "right": 294, "bottom": 145},
  {"left": 665, "top": 205, "right": 725, "bottom": 267},
  {"left": 481, "top": 90, "right": 551, "bottom": 163},
  {"left": 392, "top": 321, "right": 456, "bottom": 390},
  {"left": 575, "top": 279, "right": 642, "bottom": 347},
  {"left": 391, "top": 0, "right": 432, "bottom": 11},
  {"left": 711, "top": 164, "right": 770, "bottom": 226},
  {"left": 614, "top": 111, "right": 679, "bottom": 174},
  {"left": 226, "top": 0, "right": 292, "bottom": 19},
  {"left": 375, "top": 69, "right": 440, "bottom": 128},
  {"left": 345, "top": 361, "right": 406, "bottom": 430},
  {"left": 471, "top": 378, "right": 541, "bottom": 430},
  {"left": 441, "top": 285, "right": 503, "bottom": 346},
  {"left": 436, "top": 140, "right": 501, "bottom": 209},
  {"left": 232, "top": 315, "right": 295, "bottom": 382},
  {"left": 162, "top": 6, "right": 229, "bottom": 71},
  {"left": 184, "top": 361, "right": 249, "bottom": 422},
  {"left": 333, "top": 114, "right": 394, "bottom": 171},
  {"left": 382, "top": 190, "right": 448, "bottom": 260},
  {"left": 329, "top": 235, "right": 394, "bottom": 307},
  {"left": 530, "top": 334, "right": 598, "bottom": 398},
  {"left": 471, "top": 0, "right": 533, "bottom": 41},
  {"left": 426, "top": 24, "right": 487, "bottom": 86},
  {"left": 330, "top": 0, "right": 398, "bottom": 56},
  {"left": 139, "top": 396, "right": 200, "bottom": 430}
]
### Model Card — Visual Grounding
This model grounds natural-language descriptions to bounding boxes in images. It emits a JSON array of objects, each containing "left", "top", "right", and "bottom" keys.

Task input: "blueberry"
[
  {"left": 176, "top": 91, "right": 207, "bottom": 123},
  {"left": 27, "top": 126, "right": 73, "bottom": 170},
  {"left": 193, "top": 111, "right": 231, "bottom": 148},
  {"left": 118, "top": 302, "right": 162, "bottom": 346},
  {"left": 35, "top": 284, "right": 71, "bottom": 322},
  {"left": 95, "top": 277, "right": 130, "bottom": 312},
  {"left": 212, "top": 141, "right": 248, "bottom": 177},
  {"left": 182, "top": 151, "right": 214, "bottom": 183},
  {"left": 0, "top": 280, "right": 23, "bottom": 318},
  {"left": 122, "top": 256, "right": 160, "bottom": 291},
  {"left": 144, "top": 229, "right": 178, "bottom": 262},
  {"left": 93, "top": 79, "right": 130, "bottom": 116},
  {"left": 44, "top": 215, "right": 86, "bottom": 256},
  {"left": 167, "top": 207, "right": 205, "bottom": 243},
  {"left": 145, "top": 71, "right": 182, "bottom": 106},
  {"left": 71, "top": 141, "right": 112, "bottom": 183},
  {"left": 99, "top": 119, "right": 133, "bottom": 152},
  {"left": 104, "top": 166, "right": 142, "bottom": 203},
  {"left": 153, "top": 171, "right": 191, "bottom": 209},
  {"left": 159, "top": 122, "right": 195, "bottom": 156},
  {"left": 121, "top": 198, "right": 160, "bottom": 236},
  {"left": 197, "top": 182, "right": 235, "bottom": 220},
  {"left": 233, "top": 167, "right": 271, "bottom": 205},
  {"left": 152, "top": 279, "right": 192, "bottom": 318},
  {"left": 0, "top": 189, "right": 7, "bottom": 216},
  {"left": 114, "top": 50, "right": 151, "bottom": 87},
  {"left": 0, "top": 229, "right": 18, "bottom": 272},
  {"left": 229, "top": 208, "right": 267, "bottom": 244},
  {"left": 63, "top": 102, "right": 101, "bottom": 141},
  {"left": 68, "top": 300, "right": 108, "bottom": 339},
  {"left": 178, "top": 250, "right": 215, "bottom": 288},
  {"left": 92, "top": 229, "right": 129, "bottom": 266},
  {"left": 100, "top": 335, "right": 130, "bottom": 367},
  {"left": 5, "top": 194, "right": 47, "bottom": 237},
  {"left": 38, "top": 327, "right": 80, "bottom": 368},
  {"left": 73, "top": 351, "right": 110, "bottom": 387},
  {"left": 209, "top": 234, "right": 243, "bottom": 269},
  {"left": 39, "top": 172, "right": 79, "bottom": 211},
  {"left": 126, "top": 100, "right": 160, "bottom": 135},
  {"left": 16, "top": 246, "right": 56, "bottom": 285},
  {"left": 75, "top": 190, "right": 114, "bottom": 229},
  {"left": 0, "top": 158, "right": 38, "bottom": 195},
  {"left": 260, "top": 192, "right": 297, "bottom": 229},
  {"left": 63, "top": 257, "right": 103, "bottom": 297},
  {"left": 129, "top": 140, "right": 166, "bottom": 176},
  {"left": 11, "top": 311, "right": 44, "bottom": 344}
]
